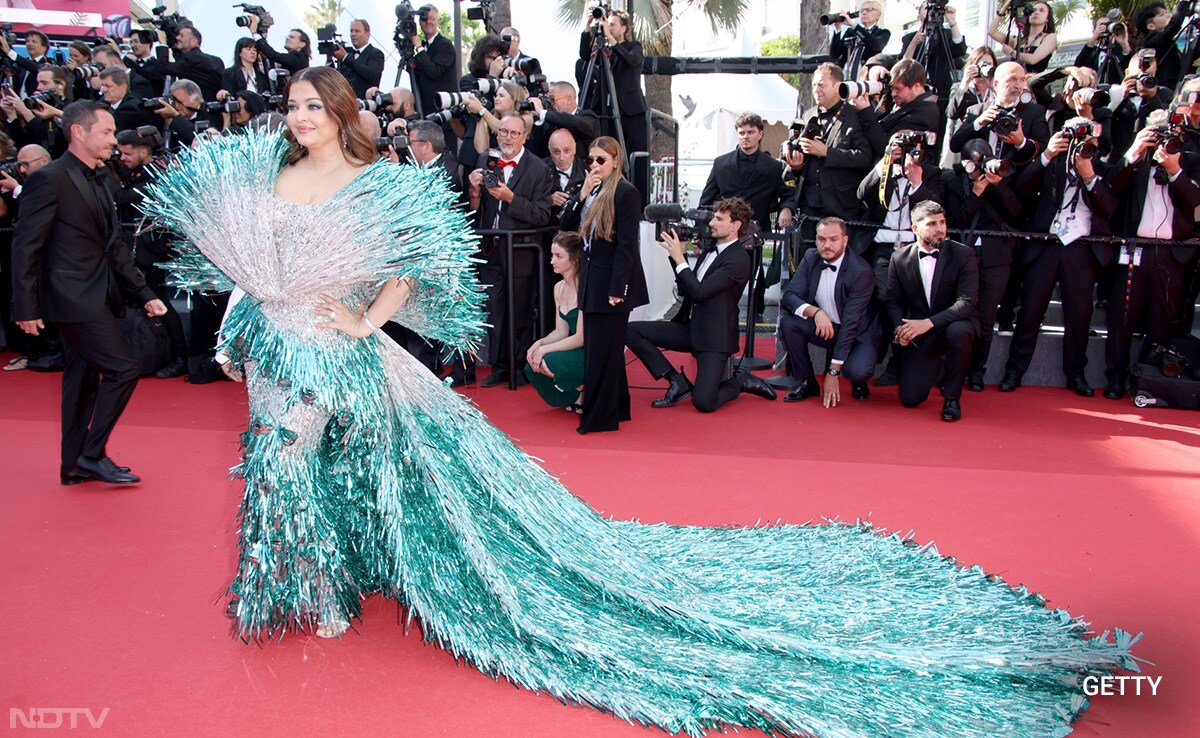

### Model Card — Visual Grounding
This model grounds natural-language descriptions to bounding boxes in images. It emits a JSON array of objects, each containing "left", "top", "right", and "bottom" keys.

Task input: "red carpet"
[{"left": 2, "top": 347, "right": 1196, "bottom": 737}]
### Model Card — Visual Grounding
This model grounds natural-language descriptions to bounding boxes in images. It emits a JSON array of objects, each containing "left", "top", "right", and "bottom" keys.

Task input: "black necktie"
[
  {"left": 820, "top": 262, "right": 837, "bottom": 271},
  {"left": 919, "top": 249, "right": 939, "bottom": 259}
]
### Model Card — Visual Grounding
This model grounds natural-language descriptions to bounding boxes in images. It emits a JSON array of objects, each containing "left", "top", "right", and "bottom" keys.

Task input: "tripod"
[
  {"left": 578, "top": 29, "right": 628, "bottom": 163},
  {"left": 912, "top": 6, "right": 962, "bottom": 95},
  {"left": 1095, "top": 39, "right": 1126, "bottom": 85}
]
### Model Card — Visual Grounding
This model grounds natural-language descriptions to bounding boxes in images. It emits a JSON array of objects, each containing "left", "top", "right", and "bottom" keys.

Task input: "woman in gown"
[
  {"left": 524, "top": 231, "right": 585, "bottom": 411},
  {"left": 143, "top": 67, "right": 1139, "bottom": 738}
]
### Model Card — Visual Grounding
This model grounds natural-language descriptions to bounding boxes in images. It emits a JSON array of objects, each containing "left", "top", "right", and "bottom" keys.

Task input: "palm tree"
[
  {"left": 1048, "top": 0, "right": 1088, "bottom": 28},
  {"left": 304, "top": 0, "right": 347, "bottom": 30}
]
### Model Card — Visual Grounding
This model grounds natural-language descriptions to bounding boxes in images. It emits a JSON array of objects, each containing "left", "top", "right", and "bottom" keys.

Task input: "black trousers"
[
  {"left": 478, "top": 241, "right": 537, "bottom": 376},
  {"left": 578, "top": 311, "right": 631, "bottom": 434},
  {"left": 56, "top": 315, "right": 141, "bottom": 475},
  {"left": 897, "top": 320, "right": 975, "bottom": 407},
  {"left": 188, "top": 291, "right": 230, "bottom": 357},
  {"left": 969, "top": 263, "right": 1011, "bottom": 376},
  {"left": 1005, "top": 245, "right": 1102, "bottom": 380},
  {"left": 779, "top": 312, "right": 877, "bottom": 384},
  {"left": 1105, "top": 247, "right": 1186, "bottom": 381},
  {"left": 626, "top": 320, "right": 741, "bottom": 413}
]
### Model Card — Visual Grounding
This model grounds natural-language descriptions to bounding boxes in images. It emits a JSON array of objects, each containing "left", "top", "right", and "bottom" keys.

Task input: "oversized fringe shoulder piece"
[{"left": 139, "top": 131, "right": 485, "bottom": 353}]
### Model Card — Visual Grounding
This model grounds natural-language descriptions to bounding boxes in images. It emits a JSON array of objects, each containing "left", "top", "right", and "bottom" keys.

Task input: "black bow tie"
[
  {"left": 919, "top": 249, "right": 940, "bottom": 259},
  {"left": 820, "top": 262, "right": 837, "bottom": 271},
  {"left": 86, "top": 166, "right": 108, "bottom": 182}
]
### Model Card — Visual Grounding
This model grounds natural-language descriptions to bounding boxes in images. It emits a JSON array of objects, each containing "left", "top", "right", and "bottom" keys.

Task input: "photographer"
[
  {"left": 113, "top": 130, "right": 187, "bottom": 378},
  {"left": 545, "top": 128, "right": 586, "bottom": 220},
  {"left": 452, "top": 34, "right": 510, "bottom": 171},
  {"left": 1000, "top": 121, "right": 1117, "bottom": 397},
  {"left": 152, "top": 79, "right": 207, "bottom": 151},
  {"left": 1109, "top": 52, "right": 1174, "bottom": 166},
  {"left": 221, "top": 37, "right": 270, "bottom": 96},
  {"left": 408, "top": 120, "right": 460, "bottom": 192},
  {"left": 0, "top": 66, "right": 70, "bottom": 159},
  {"left": 577, "top": 9, "right": 648, "bottom": 159},
  {"left": 500, "top": 26, "right": 533, "bottom": 66},
  {"left": 91, "top": 45, "right": 154, "bottom": 100},
  {"left": 950, "top": 61, "right": 1049, "bottom": 169},
  {"left": 99, "top": 66, "right": 161, "bottom": 133},
  {"left": 410, "top": 5, "right": 457, "bottom": 118},
  {"left": 528, "top": 81, "right": 600, "bottom": 160},
  {"left": 126, "top": 30, "right": 167, "bottom": 96},
  {"left": 1076, "top": 12, "right": 1132, "bottom": 85},
  {"left": 65, "top": 41, "right": 100, "bottom": 102},
  {"left": 858, "top": 59, "right": 940, "bottom": 158},
  {"left": 159, "top": 25, "right": 225, "bottom": 102},
  {"left": 901, "top": 1, "right": 967, "bottom": 134},
  {"left": 1135, "top": 1, "right": 1196, "bottom": 94},
  {"left": 247, "top": 15, "right": 310, "bottom": 75},
  {"left": 0, "top": 30, "right": 50, "bottom": 97},
  {"left": 829, "top": 2, "right": 890, "bottom": 79},
  {"left": 941, "top": 138, "right": 1022, "bottom": 392},
  {"left": 465, "top": 80, "right": 534, "bottom": 156},
  {"left": 943, "top": 48, "right": 997, "bottom": 164},
  {"left": 221, "top": 90, "right": 267, "bottom": 134},
  {"left": 1103, "top": 111, "right": 1200, "bottom": 399},
  {"left": 330, "top": 19, "right": 383, "bottom": 99},
  {"left": 988, "top": 1, "right": 1058, "bottom": 74}
]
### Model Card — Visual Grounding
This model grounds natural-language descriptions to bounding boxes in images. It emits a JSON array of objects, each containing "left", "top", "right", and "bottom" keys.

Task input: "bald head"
[
  {"left": 547, "top": 128, "right": 577, "bottom": 172},
  {"left": 357, "top": 110, "right": 381, "bottom": 138},
  {"left": 994, "top": 61, "right": 1027, "bottom": 106},
  {"left": 17, "top": 144, "right": 51, "bottom": 176},
  {"left": 387, "top": 86, "right": 415, "bottom": 117}
]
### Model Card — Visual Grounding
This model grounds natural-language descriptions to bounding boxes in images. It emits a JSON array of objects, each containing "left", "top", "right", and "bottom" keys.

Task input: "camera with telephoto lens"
[
  {"left": 27, "top": 88, "right": 62, "bottom": 111},
  {"left": 358, "top": 98, "right": 382, "bottom": 113},
  {"left": 893, "top": 130, "right": 936, "bottom": 159},
  {"left": 1074, "top": 86, "right": 1110, "bottom": 109},
  {"left": 515, "top": 99, "right": 537, "bottom": 113},
  {"left": 426, "top": 105, "right": 465, "bottom": 123},
  {"left": 977, "top": 60, "right": 995, "bottom": 78},
  {"left": 375, "top": 134, "right": 408, "bottom": 155},
  {"left": 839, "top": 80, "right": 887, "bottom": 100},
  {"left": 437, "top": 91, "right": 474, "bottom": 109},
  {"left": 206, "top": 99, "right": 241, "bottom": 114},
  {"left": 140, "top": 96, "right": 170, "bottom": 111},
  {"left": 589, "top": 2, "right": 612, "bottom": 36},
  {"left": 482, "top": 148, "right": 502, "bottom": 189},
  {"left": 74, "top": 63, "right": 105, "bottom": 81},
  {"left": 507, "top": 56, "right": 541, "bottom": 75},
  {"left": 955, "top": 139, "right": 1015, "bottom": 178},
  {"left": 234, "top": 3, "right": 274, "bottom": 32},
  {"left": 0, "top": 157, "right": 19, "bottom": 178},
  {"left": 317, "top": 23, "right": 343, "bottom": 56},
  {"left": 376, "top": 91, "right": 395, "bottom": 109},
  {"left": 1063, "top": 116, "right": 1101, "bottom": 160},
  {"left": 1098, "top": 8, "right": 1125, "bottom": 44},
  {"left": 819, "top": 11, "right": 858, "bottom": 26},
  {"left": 137, "top": 6, "right": 188, "bottom": 48}
]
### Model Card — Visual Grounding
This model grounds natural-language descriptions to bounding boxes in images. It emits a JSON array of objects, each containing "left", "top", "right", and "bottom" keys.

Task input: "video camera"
[
  {"left": 234, "top": 4, "right": 274, "bottom": 32},
  {"left": 466, "top": 0, "right": 496, "bottom": 23},
  {"left": 137, "top": 6, "right": 189, "bottom": 48},
  {"left": 921, "top": 0, "right": 949, "bottom": 34},
  {"left": 642, "top": 203, "right": 718, "bottom": 251},
  {"left": 394, "top": 1, "right": 421, "bottom": 58},
  {"left": 317, "top": 23, "right": 344, "bottom": 56}
]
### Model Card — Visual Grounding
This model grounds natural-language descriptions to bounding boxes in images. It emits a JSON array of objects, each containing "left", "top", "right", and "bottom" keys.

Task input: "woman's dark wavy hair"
[
  {"left": 282, "top": 66, "right": 376, "bottom": 166},
  {"left": 467, "top": 34, "right": 508, "bottom": 79}
]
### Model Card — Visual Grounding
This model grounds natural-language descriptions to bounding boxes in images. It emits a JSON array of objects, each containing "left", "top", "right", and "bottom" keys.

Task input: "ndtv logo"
[{"left": 10, "top": 707, "right": 110, "bottom": 729}]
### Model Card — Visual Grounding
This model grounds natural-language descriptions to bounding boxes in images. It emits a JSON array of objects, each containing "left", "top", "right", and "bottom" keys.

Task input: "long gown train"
[{"left": 143, "top": 132, "right": 1139, "bottom": 738}]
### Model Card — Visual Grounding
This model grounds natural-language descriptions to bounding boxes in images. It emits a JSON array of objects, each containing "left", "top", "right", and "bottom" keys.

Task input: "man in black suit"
[
  {"left": 545, "top": 128, "right": 586, "bottom": 221},
  {"left": 901, "top": 3, "right": 967, "bottom": 139},
  {"left": 0, "top": 30, "right": 50, "bottom": 97},
  {"left": 785, "top": 62, "right": 873, "bottom": 244},
  {"left": 886, "top": 201, "right": 978, "bottom": 421},
  {"left": 160, "top": 25, "right": 224, "bottom": 102},
  {"left": 949, "top": 62, "right": 1051, "bottom": 170},
  {"left": 1002, "top": 127, "right": 1118, "bottom": 396},
  {"left": 332, "top": 19, "right": 384, "bottom": 100},
  {"left": 98, "top": 67, "right": 160, "bottom": 133},
  {"left": 11, "top": 101, "right": 167, "bottom": 485},
  {"left": 528, "top": 81, "right": 600, "bottom": 159},
  {"left": 248, "top": 15, "right": 311, "bottom": 76},
  {"left": 860, "top": 60, "right": 941, "bottom": 158},
  {"left": 829, "top": 2, "right": 890, "bottom": 79},
  {"left": 408, "top": 120, "right": 461, "bottom": 193},
  {"left": 780, "top": 217, "right": 879, "bottom": 406},
  {"left": 1075, "top": 14, "right": 1132, "bottom": 85},
  {"left": 1104, "top": 120, "right": 1200, "bottom": 399},
  {"left": 626, "top": 197, "right": 777, "bottom": 412},
  {"left": 1135, "top": 1, "right": 1196, "bottom": 94},
  {"left": 126, "top": 30, "right": 168, "bottom": 97},
  {"left": 409, "top": 5, "right": 457, "bottom": 118},
  {"left": 700, "top": 112, "right": 796, "bottom": 232},
  {"left": 467, "top": 113, "right": 556, "bottom": 388},
  {"left": 577, "top": 11, "right": 648, "bottom": 160}
]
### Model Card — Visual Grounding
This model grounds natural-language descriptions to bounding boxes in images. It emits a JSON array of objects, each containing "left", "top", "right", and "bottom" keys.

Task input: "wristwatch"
[{"left": 827, "top": 367, "right": 842, "bottom": 377}]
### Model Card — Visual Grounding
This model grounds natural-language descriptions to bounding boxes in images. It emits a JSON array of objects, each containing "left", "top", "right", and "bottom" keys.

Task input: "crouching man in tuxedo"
[
  {"left": 779, "top": 216, "right": 880, "bottom": 406},
  {"left": 885, "top": 200, "right": 978, "bottom": 421},
  {"left": 10, "top": 101, "right": 167, "bottom": 485},
  {"left": 626, "top": 196, "right": 777, "bottom": 412}
]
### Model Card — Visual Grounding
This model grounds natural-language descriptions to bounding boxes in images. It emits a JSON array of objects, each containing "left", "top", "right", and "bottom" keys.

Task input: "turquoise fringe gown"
[{"left": 142, "top": 133, "right": 1140, "bottom": 738}]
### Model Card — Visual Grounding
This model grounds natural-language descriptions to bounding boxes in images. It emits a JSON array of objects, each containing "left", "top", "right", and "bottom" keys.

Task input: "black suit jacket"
[
  {"left": 949, "top": 100, "right": 1051, "bottom": 166},
  {"left": 886, "top": 239, "right": 979, "bottom": 331},
  {"left": 14, "top": 54, "right": 47, "bottom": 97},
  {"left": 901, "top": 29, "right": 967, "bottom": 99},
  {"left": 781, "top": 248, "right": 878, "bottom": 363},
  {"left": 861, "top": 93, "right": 942, "bottom": 164},
  {"left": 786, "top": 102, "right": 873, "bottom": 219},
  {"left": 1110, "top": 152, "right": 1200, "bottom": 263},
  {"left": 1074, "top": 44, "right": 1131, "bottom": 85},
  {"left": 1015, "top": 154, "right": 1119, "bottom": 264},
  {"left": 11, "top": 152, "right": 155, "bottom": 323},
  {"left": 700, "top": 148, "right": 794, "bottom": 230},
  {"left": 412, "top": 34, "right": 457, "bottom": 116},
  {"left": 475, "top": 148, "right": 556, "bottom": 233},
  {"left": 337, "top": 44, "right": 384, "bottom": 99},
  {"left": 528, "top": 108, "right": 600, "bottom": 159},
  {"left": 163, "top": 47, "right": 225, "bottom": 101},
  {"left": 221, "top": 65, "right": 271, "bottom": 97},
  {"left": 560, "top": 179, "right": 649, "bottom": 314},
  {"left": 670, "top": 236, "right": 751, "bottom": 353},
  {"left": 254, "top": 37, "right": 309, "bottom": 75},
  {"left": 129, "top": 54, "right": 168, "bottom": 95},
  {"left": 941, "top": 169, "right": 1021, "bottom": 267},
  {"left": 830, "top": 24, "right": 890, "bottom": 69},
  {"left": 110, "top": 96, "right": 161, "bottom": 133},
  {"left": 577, "top": 34, "right": 646, "bottom": 116}
]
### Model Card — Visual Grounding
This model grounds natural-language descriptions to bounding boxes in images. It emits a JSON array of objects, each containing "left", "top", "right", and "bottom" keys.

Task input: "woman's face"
[
  {"left": 239, "top": 45, "right": 257, "bottom": 66},
  {"left": 287, "top": 80, "right": 336, "bottom": 149},
  {"left": 549, "top": 243, "right": 576, "bottom": 276},
  {"left": 587, "top": 146, "right": 616, "bottom": 182},
  {"left": 1030, "top": 2, "right": 1051, "bottom": 26},
  {"left": 68, "top": 47, "right": 88, "bottom": 68},
  {"left": 494, "top": 86, "right": 514, "bottom": 114}
]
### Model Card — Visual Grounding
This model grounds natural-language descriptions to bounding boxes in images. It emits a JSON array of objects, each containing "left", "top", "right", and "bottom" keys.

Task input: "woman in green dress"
[{"left": 524, "top": 232, "right": 585, "bottom": 411}]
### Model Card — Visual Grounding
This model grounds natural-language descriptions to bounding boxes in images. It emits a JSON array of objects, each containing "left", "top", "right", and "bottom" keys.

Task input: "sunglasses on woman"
[{"left": 587, "top": 156, "right": 610, "bottom": 165}]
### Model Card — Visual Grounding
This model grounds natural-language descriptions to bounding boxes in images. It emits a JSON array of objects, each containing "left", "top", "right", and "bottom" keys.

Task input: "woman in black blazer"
[
  {"left": 221, "top": 38, "right": 271, "bottom": 96},
  {"left": 560, "top": 136, "right": 648, "bottom": 434}
]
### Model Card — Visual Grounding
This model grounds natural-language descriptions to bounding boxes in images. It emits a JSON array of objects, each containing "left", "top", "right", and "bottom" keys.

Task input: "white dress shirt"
[
  {"left": 917, "top": 244, "right": 939, "bottom": 305},
  {"left": 676, "top": 238, "right": 736, "bottom": 280},
  {"left": 796, "top": 252, "right": 846, "bottom": 324}
]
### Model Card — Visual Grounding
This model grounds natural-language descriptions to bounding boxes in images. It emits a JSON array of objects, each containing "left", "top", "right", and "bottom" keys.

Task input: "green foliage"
[
  {"left": 1048, "top": 0, "right": 1088, "bottom": 27},
  {"left": 555, "top": 0, "right": 747, "bottom": 55},
  {"left": 304, "top": 0, "right": 346, "bottom": 30},
  {"left": 760, "top": 34, "right": 801, "bottom": 90},
  {"left": 439, "top": 10, "right": 487, "bottom": 49}
]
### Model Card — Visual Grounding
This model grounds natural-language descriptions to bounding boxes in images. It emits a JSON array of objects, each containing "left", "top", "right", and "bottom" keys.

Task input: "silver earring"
[{"left": 341, "top": 130, "right": 350, "bottom": 148}]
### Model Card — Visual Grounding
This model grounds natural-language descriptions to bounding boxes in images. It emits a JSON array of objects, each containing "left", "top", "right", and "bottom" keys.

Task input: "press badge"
[{"left": 1119, "top": 247, "right": 1143, "bottom": 267}]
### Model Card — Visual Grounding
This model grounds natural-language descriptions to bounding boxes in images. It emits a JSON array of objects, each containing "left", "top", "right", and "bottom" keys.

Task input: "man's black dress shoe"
[
  {"left": 783, "top": 380, "right": 818, "bottom": 403},
  {"left": 967, "top": 373, "right": 985, "bottom": 392},
  {"left": 1066, "top": 375, "right": 1095, "bottom": 397},
  {"left": 739, "top": 372, "right": 777, "bottom": 401},
  {"left": 155, "top": 357, "right": 187, "bottom": 379},
  {"left": 448, "top": 371, "right": 477, "bottom": 388},
  {"left": 998, "top": 374, "right": 1021, "bottom": 392},
  {"left": 651, "top": 373, "right": 693, "bottom": 408},
  {"left": 941, "top": 398, "right": 962, "bottom": 422},
  {"left": 74, "top": 456, "right": 140, "bottom": 484},
  {"left": 60, "top": 470, "right": 89, "bottom": 486},
  {"left": 851, "top": 381, "right": 870, "bottom": 400},
  {"left": 1103, "top": 379, "right": 1124, "bottom": 400},
  {"left": 479, "top": 370, "right": 508, "bottom": 388},
  {"left": 873, "top": 370, "right": 899, "bottom": 387}
]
